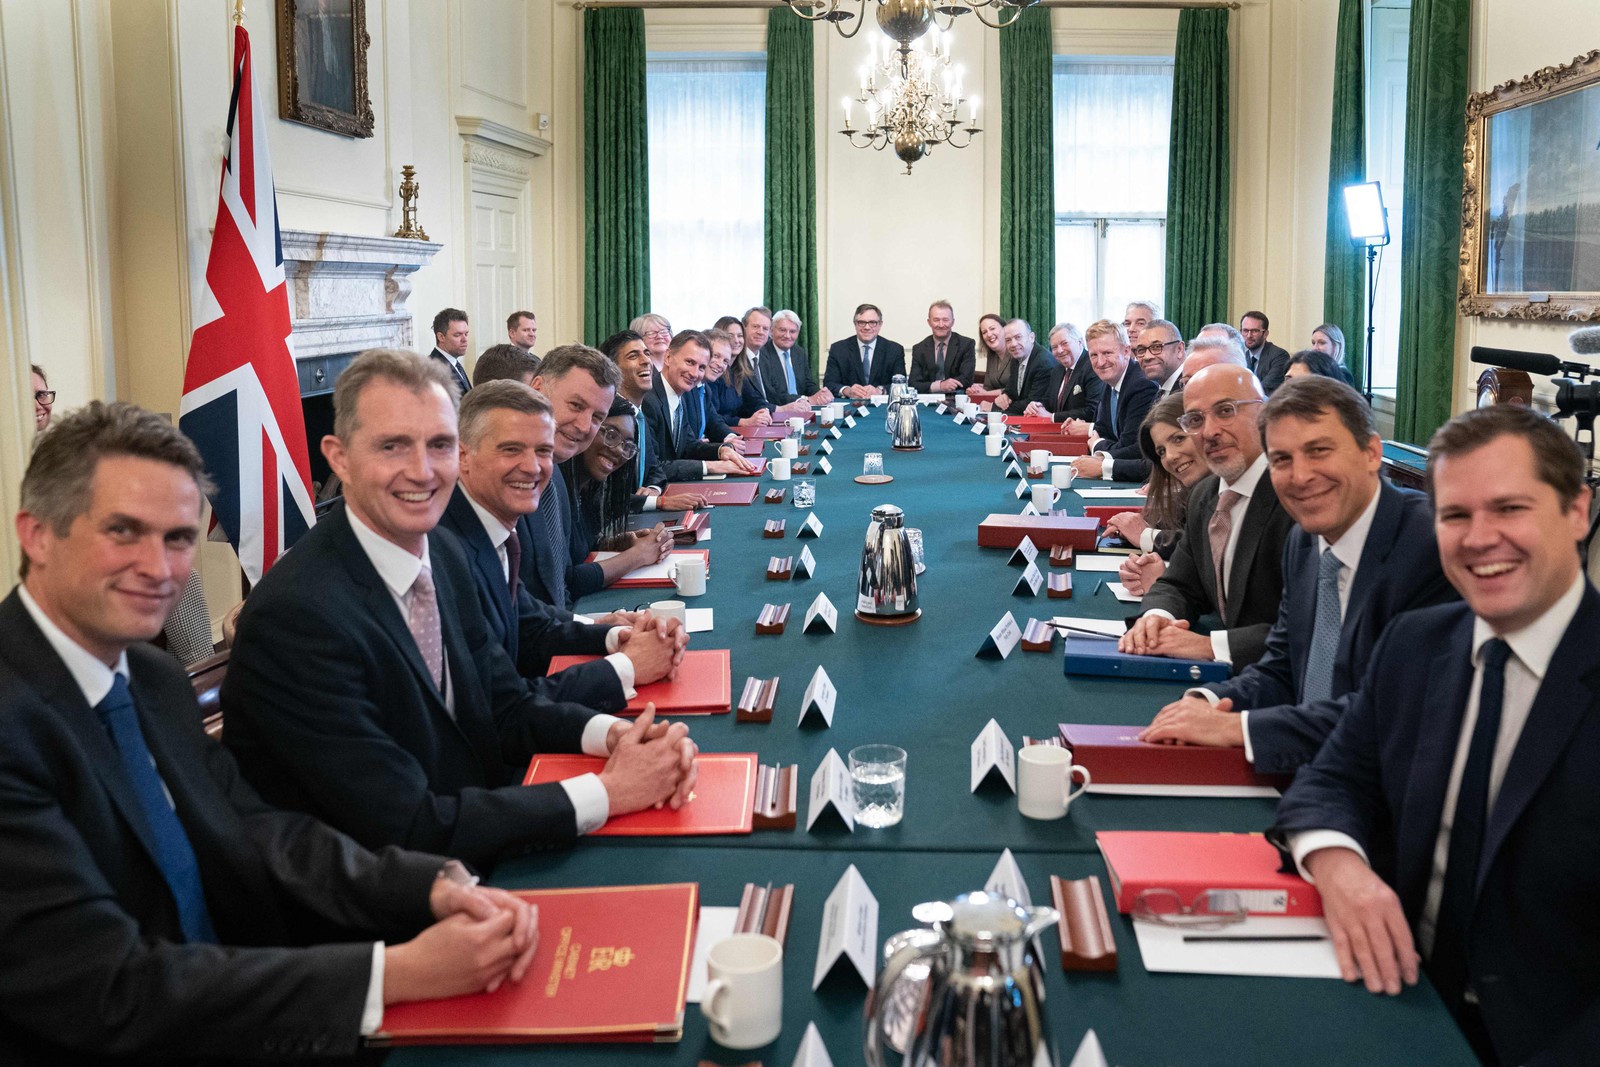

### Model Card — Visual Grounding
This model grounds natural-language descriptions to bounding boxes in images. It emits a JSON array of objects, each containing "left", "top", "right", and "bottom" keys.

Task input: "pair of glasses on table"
[{"left": 1131, "top": 888, "right": 1248, "bottom": 929}]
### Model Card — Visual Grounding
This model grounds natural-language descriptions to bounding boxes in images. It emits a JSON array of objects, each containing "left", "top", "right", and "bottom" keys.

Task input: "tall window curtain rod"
[{"left": 572, "top": 1, "right": 1241, "bottom": 11}]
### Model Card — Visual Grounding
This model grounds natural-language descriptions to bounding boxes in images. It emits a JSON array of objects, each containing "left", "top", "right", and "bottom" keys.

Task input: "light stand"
[{"left": 1345, "top": 181, "right": 1390, "bottom": 403}]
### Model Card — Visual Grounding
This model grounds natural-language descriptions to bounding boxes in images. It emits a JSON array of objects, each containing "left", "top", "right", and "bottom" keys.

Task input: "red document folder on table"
[
  {"left": 1058, "top": 723, "right": 1282, "bottom": 788},
  {"left": 664, "top": 482, "right": 758, "bottom": 505},
  {"left": 1083, "top": 505, "right": 1142, "bottom": 522},
  {"left": 735, "top": 438, "right": 766, "bottom": 456},
  {"left": 524, "top": 752, "right": 757, "bottom": 835},
  {"left": 373, "top": 882, "right": 698, "bottom": 1044},
  {"left": 547, "top": 649, "right": 732, "bottom": 715},
  {"left": 735, "top": 425, "right": 791, "bottom": 439},
  {"left": 730, "top": 458, "right": 767, "bottom": 477},
  {"left": 588, "top": 549, "right": 709, "bottom": 589},
  {"left": 978, "top": 514, "right": 1100, "bottom": 550},
  {"left": 1096, "top": 831, "right": 1323, "bottom": 917}
]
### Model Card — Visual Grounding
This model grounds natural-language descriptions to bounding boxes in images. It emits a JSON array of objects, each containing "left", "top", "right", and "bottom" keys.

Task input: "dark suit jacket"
[
  {"left": 517, "top": 464, "right": 605, "bottom": 610},
  {"left": 824, "top": 337, "right": 907, "bottom": 393},
  {"left": 1090, "top": 360, "right": 1159, "bottom": 482},
  {"left": 909, "top": 332, "right": 977, "bottom": 391},
  {"left": 437, "top": 486, "right": 617, "bottom": 689},
  {"left": 640, "top": 376, "right": 721, "bottom": 484},
  {"left": 1003, "top": 344, "right": 1054, "bottom": 407},
  {"left": 1272, "top": 590, "right": 1600, "bottom": 1067},
  {"left": 1212, "top": 482, "right": 1457, "bottom": 773},
  {"left": 429, "top": 347, "right": 471, "bottom": 394},
  {"left": 1253, "top": 341, "right": 1292, "bottom": 394},
  {"left": 1042, "top": 355, "right": 1105, "bottom": 423},
  {"left": 223, "top": 503, "right": 605, "bottom": 869},
  {"left": 0, "top": 592, "right": 440, "bottom": 1065},
  {"left": 758, "top": 341, "right": 819, "bottom": 406},
  {"left": 1140, "top": 464, "right": 1294, "bottom": 670}
]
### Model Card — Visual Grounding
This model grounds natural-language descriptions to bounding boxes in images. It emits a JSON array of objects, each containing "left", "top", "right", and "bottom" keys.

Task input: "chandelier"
[
  {"left": 789, "top": 0, "right": 1039, "bottom": 40},
  {"left": 840, "top": 28, "right": 980, "bottom": 174}
]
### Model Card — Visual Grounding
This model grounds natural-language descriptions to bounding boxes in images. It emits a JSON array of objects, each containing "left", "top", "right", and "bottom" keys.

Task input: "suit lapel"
[
  {"left": 445, "top": 492, "right": 517, "bottom": 654},
  {"left": 1338, "top": 483, "right": 1401, "bottom": 653},
  {"left": 1224, "top": 478, "right": 1279, "bottom": 624},
  {"left": 426, "top": 541, "right": 501, "bottom": 767}
]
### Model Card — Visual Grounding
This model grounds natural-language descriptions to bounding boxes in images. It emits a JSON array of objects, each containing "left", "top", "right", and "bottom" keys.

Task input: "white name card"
[
  {"left": 792, "top": 1023, "right": 835, "bottom": 1067},
  {"left": 812, "top": 864, "right": 878, "bottom": 990},
  {"left": 1015, "top": 479, "right": 1030, "bottom": 499},
  {"left": 1013, "top": 561, "right": 1043, "bottom": 597},
  {"left": 870, "top": 394, "right": 888, "bottom": 406},
  {"left": 970, "top": 718, "right": 1017, "bottom": 793},
  {"left": 806, "top": 748, "right": 854, "bottom": 831},
  {"left": 799, "top": 664, "right": 837, "bottom": 726},
  {"left": 1020, "top": 502, "right": 1040, "bottom": 517},
  {"left": 971, "top": 422, "right": 986, "bottom": 436},
  {"left": 1005, "top": 461, "right": 1024, "bottom": 479},
  {"left": 954, "top": 412, "right": 969, "bottom": 425},
  {"left": 936, "top": 403, "right": 950, "bottom": 415},
  {"left": 798, "top": 513, "right": 824, "bottom": 538},
  {"left": 820, "top": 440, "right": 834, "bottom": 455},
  {"left": 803, "top": 592, "right": 838, "bottom": 633},
  {"left": 1009, "top": 537, "right": 1039, "bottom": 567},
  {"left": 986, "top": 847, "right": 1032, "bottom": 906},
  {"left": 795, "top": 544, "right": 817, "bottom": 579},
  {"left": 844, "top": 416, "right": 857, "bottom": 429},
  {"left": 817, "top": 457, "right": 832, "bottom": 476},
  {"left": 1106, "top": 582, "right": 1142, "bottom": 603},
  {"left": 829, "top": 427, "right": 842, "bottom": 440},
  {"left": 977, "top": 611, "right": 1022, "bottom": 660}
]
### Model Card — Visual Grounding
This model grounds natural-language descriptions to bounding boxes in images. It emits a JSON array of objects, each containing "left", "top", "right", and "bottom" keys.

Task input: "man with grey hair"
[
  {"left": 1123, "top": 300, "right": 1160, "bottom": 346},
  {"left": 224, "top": 348, "right": 697, "bottom": 870},
  {"left": 758, "top": 308, "right": 831, "bottom": 407},
  {"left": 993, "top": 318, "right": 1052, "bottom": 412},
  {"left": 2, "top": 398, "right": 545, "bottom": 1060},
  {"left": 1178, "top": 333, "right": 1250, "bottom": 390},
  {"left": 1134, "top": 318, "right": 1187, "bottom": 398},
  {"left": 1026, "top": 321, "right": 1102, "bottom": 422}
]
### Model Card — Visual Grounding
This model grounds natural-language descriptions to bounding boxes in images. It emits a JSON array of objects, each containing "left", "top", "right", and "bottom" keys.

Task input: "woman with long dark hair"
[
  {"left": 971, "top": 312, "right": 1009, "bottom": 391},
  {"left": 1111, "top": 396, "right": 1208, "bottom": 595},
  {"left": 566, "top": 396, "right": 646, "bottom": 553}
]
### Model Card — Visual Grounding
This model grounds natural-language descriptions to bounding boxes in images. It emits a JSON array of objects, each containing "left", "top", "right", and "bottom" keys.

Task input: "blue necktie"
[
  {"left": 781, "top": 351, "right": 798, "bottom": 395},
  {"left": 1300, "top": 549, "right": 1344, "bottom": 703},
  {"left": 1430, "top": 637, "right": 1512, "bottom": 1010},
  {"left": 1108, "top": 387, "right": 1119, "bottom": 432},
  {"left": 673, "top": 396, "right": 687, "bottom": 452},
  {"left": 634, "top": 402, "right": 648, "bottom": 489},
  {"left": 862, "top": 342, "right": 873, "bottom": 381},
  {"left": 96, "top": 674, "right": 217, "bottom": 943},
  {"left": 536, "top": 473, "right": 571, "bottom": 608}
]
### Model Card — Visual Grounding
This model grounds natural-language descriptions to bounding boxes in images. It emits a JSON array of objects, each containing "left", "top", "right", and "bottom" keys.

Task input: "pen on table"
[
  {"left": 1181, "top": 934, "right": 1329, "bottom": 943},
  {"left": 1052, "top": 623, "right": 1119, "bottom": 640}
]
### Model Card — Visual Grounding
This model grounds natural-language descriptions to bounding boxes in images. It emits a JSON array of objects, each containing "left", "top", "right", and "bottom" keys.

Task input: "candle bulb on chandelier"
[
  {"left": 969, "top": 95, "right": 979, "bottom": 128},
  {"left": 842, "top": 97, "right": 853, "bottom": 129}
]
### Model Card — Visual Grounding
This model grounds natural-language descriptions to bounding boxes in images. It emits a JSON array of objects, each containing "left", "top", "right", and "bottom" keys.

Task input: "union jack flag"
[{"left": 180, "top": 25, "right": 314, "bottom": 583}]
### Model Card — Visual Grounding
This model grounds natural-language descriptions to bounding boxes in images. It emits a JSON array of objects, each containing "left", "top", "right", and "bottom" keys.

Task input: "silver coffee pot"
[
  {"left": 865, "top": 892, "right": 1061, "bottom": 1067},
  {"left": 857, "top": 504, "right": 919, "bottom": 618},
  {"left": 889, "top": 395, "right": 922, "bottom": 450}
]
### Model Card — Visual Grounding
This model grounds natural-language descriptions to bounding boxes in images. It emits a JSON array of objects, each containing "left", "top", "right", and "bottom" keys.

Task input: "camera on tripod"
[{"left": 1470, "top": 325, "right": 1600, "bottom": 460}]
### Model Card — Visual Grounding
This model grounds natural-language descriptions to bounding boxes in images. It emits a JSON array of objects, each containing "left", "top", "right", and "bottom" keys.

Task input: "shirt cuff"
[
  {"left": 1139, "top": 527, "right": 1157, "bottom": 553},
  {"left": 1099, "top": 456, "right": 1114, "bottom": 480},
  {"left": 1209, "top": 630, "right": 1231, "bottom": 663},
  {"left": 1289, "top": 831, "right": 1369, "bottom": 882},
  {"left": 560, "top": 773, "right": 611, "bottom": 835},
  {"left": 604, "top": 626, "right": 624, "bottom": 653},
  {"left": 1240, "top": 710, "right": 1255, "bottom": 764},
  {"left": 700, "top": 462, "right": 711, "bottom": 476},
  {"left": 642, "top": 496, "right": 659, "bottom": 511},
  {"left": 605, "top": 651, "right": 637, "bottom": 698},
  {"left": 1142, "top": 608, "right": 1176, "bottom": 622},
  {"left": 572, "top": 613, "right": 594, "bottom": 625},
  {"left": 360, "top": 942, "right": 385, "bottom": 1035}
]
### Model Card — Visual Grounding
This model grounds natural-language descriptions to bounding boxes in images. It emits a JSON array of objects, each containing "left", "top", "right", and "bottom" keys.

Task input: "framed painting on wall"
[
  {"left": 276, "top": 0, "right": 374, "bottom": 139},
  {"left": 1459, "top": 49, "right": 1600, "bottom": 321}
]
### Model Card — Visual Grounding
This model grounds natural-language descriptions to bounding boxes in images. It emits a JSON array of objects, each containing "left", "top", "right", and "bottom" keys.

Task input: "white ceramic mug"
[
  {"left": 787, "top": 417, "right": 805, "bottom": 435},
  {"left": 1029, "top": 449, "right": 1051, "bottom": 475},
  {"left": 1051, "top": 464, "right": 1076, "bottom": 490},
  {"left": 818, "top": 408, "right": 835, "bottom": 427},
  {"left": 984, "top": 434, "right": 1004, "bottom": 457},
  {"left": 672, "top": 556, "right": 706, "bottom": 596},
  {"left": 770, "top": 457, "right": 792, "bottom": 481},
  {"left": 986, "top": 411, "right": 1005, "bottom": 428},
  {"left": 1030, "top": 484, "right": 1061, "bottom": 512},
  {"left": 701, "top": 933, "right": 783, "bottom": 1050},
  {"left": 777, "top": 438, "right": 799, "bottom": 458},
  {"left": 831, "top": 402, "right": 847, "bottom": 422},
  {"left": 649, "top": 599, "right": 686, "bottom": 625},
  {"left": 1017, "top": 746, "right": 1091, "bottom": 820}
]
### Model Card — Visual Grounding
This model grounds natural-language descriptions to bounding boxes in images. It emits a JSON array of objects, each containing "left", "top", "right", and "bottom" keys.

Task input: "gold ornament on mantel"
[{"left": 394, "top": 165, "right": 429, "bottom": 240}]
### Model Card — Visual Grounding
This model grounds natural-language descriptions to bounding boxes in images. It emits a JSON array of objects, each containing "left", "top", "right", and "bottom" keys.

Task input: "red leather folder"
[
  {"left": 664, "top": 481, "right": 759, "bottom": 505},
  {"left": 1057, "top": 723, "right": 1282, "bottom": 788},
  {"left": 978, "top": 514, "right": 1100, "bottom": 550},
  {"left": 591, "top": 549, "right": 710, "bottom": 588},
  {"left": 1014, "top": 437, "right": 1089, "bottom": 457},
  {"left": 735, "top": 438, "right": 766, "bottom": 456},
  {"left": 1003, "top": 416, "right": 1064, "bottom": 429},
  {"left": 523, "top": 752, "right": 757, "bottom": 836},
  {"left": 1083, "top": 505, "right": 1142, "bottom": 522},
  {"left": 729, "top": 458, "right": 767, "bottom": 477},
  {"left": 373, "top": 882, "right": 698, "bottom": 1044},
  {"left": 1096, "top": 831, "right": 1323, "bottom": 917},
  {"left": 735, "top": 425, "right": 791, "bottom": 439},
  {"left": 547, "top": 649, "right": 732, "bottom": 715},
  {"left": 969, "top": 388, "right": 1003, "bottom": 403}
]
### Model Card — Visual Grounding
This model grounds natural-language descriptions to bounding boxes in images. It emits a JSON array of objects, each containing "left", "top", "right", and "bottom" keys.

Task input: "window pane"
[
  {"left": 1052, "top": 58, "right": 1174, "bottom": 215},
  {"left": 1054, "top": 221, "right": 1097, "bottom": 330},
  {"left": 646, "top": 57, "right": 766, "bottom": 331},
  {"left": 1103, "top": 220, "right": 1167, "bottom": 323}
]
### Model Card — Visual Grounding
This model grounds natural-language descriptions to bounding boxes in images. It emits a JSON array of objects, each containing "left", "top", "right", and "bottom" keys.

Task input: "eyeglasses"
[
  {"left": 854, "top": 319, "right": 881, "bottom": 328},
  {"left": 34, "top": 390, "right": 57, "bottom": 406},
  {"left": 1131, "top": 888, "right": 1247, "bottom": 930},
  {"left": 1133, "top": 340, "right": 1179, "bottom": 358},
  {"left": 595, "top": 426, "right": 638, "bottom": 459},
  {"left": 1176, "top": 398, "right": 1264, "bottom": 433}
]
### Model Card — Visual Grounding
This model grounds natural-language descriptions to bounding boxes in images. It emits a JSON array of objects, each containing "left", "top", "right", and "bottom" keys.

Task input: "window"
[
  {"left": 645, "top": 55, "right": 766, "bottom": 331},
  {"left": 1365, "top": 0, "right": 1411, "bottom": 395},
  {"left": 1051, "top": 57, "right": 1174, "bottom": 329}
]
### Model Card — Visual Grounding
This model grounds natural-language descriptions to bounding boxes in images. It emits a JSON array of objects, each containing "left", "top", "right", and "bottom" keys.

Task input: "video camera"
[{"left": 1470, "top": 325, "right": 1600, "bottom": 460}]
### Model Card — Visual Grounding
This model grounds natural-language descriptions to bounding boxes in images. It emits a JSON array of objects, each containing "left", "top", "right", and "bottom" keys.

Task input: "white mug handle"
[
  {"left": 1048, "top": 486, "right": 1062, "bottom": 505},
  {"left": 1062, "top": 764, "right": 1092, "bottom": 807},
  {"left": 702, "top": 978, "right": 732, "bottom": 1031}
]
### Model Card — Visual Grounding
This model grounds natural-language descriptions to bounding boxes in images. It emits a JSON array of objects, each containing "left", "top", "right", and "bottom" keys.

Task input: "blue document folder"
[{"left": 1061, "top": 635, "right": 1230, "bottom": 683}]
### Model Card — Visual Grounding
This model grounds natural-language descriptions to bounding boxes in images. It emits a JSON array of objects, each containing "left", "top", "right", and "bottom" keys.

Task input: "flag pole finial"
[{"left": 233, "top": 1, "right": 245, "bottom": 25}]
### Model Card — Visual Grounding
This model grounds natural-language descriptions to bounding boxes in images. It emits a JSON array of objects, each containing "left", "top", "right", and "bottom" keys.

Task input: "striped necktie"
[{"left": 1300, "top": 549, "right": 1344, "bottom": 703}]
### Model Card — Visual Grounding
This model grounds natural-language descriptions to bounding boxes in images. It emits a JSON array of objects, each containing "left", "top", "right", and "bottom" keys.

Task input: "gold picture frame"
[
  {"left": 276, "top": 0, "right": 374, "bottom": 139},
  {"left": 1459, "top": 49, "right": 1600, "bottom": 321}
]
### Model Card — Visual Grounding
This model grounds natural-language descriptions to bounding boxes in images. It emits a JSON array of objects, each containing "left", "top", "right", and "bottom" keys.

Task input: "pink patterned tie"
[
  {"left": 1208, "top": 490, "right": 1243, "bottom": 616},
  {"left": 408, "top": 565, "right": 444, "bottom": 691}
]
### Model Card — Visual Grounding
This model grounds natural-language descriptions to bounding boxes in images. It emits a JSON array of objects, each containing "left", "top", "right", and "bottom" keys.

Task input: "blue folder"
[{"left": 1061, "top": 635, "right": 1230, "bottom": 683}]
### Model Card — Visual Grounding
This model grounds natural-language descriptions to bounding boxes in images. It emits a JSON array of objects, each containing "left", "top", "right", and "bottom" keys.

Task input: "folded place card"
[
  {"left": 795, "top": 544, "right": 817, "bottom": 579},
  {"left": 971, "top": 422, "right": 986, "bottom": 436},
  {"left": 1008, "top": 537, "right": 1039, "bottom": 567},
  {"left": 803, "top": 592, "right": 838, "bottom": 634},
  {"left": 805, "top": 748, "right": 854, "bottom": 831},
  {"left": 936, "top": 403, "right": 950, "bottom": 415},
  {"left": 1014, "top": 480, "right": 1030, "bottom": 500},
  {"left": 976, "top": 611, "right": 1022, "bottom": 660},
  {"left": 829, "top": 427, "right": 842, "bottom": 439},
  {"left": 954, "top": 412, "right": 969, "bottom": 425},
  {"left": 812, "top": 864, "right": 878, "bottom": 990},
  {"left": 1013, "top": 561, "right": 1043, "bottom": 597},
  {"left": 820, "top": 440, "right": 833, "bottom": 455},
  {"left": 799, "top": 664, "right": 837, "bottom": 726},
  {"left": 844, "top": 416, "right": 857, "bottom": 429},
  {"left": 970, "top": 718, "right": 1017, "bottom": 793},
  {"left": 798, "top": 513, "right": 824, "bottom": 539},
  {"left": 986, "top": 847, "right": 1032, "bottom": 908},
  {"left": 1020, "top": 502, "right": 1040, "bottom": 517},
  {"left": 817, "top": 457, "right": 832, "bottom": 476}
]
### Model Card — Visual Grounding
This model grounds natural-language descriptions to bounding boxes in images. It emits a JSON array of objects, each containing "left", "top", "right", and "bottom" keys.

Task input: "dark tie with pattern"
[
  {"left": 1056, "top": 366, "right": 1070, "bottom": 410},
  {"left": 96, "top": 675, "right": 217, "bottom": 943},
  {"left": 935, "top": 341, "right": 946, "bottom": 380},
  {"left": 1208, "top": 489, "right": 1243, "bottom": 615},
  {"left": 538, "top": 474, "right": 571, "bottom": 608},
  {"left": 1300, "top": 549, "right": 1344, "bottom": 703},
  {"left": 673, "top": 397, "right": 688, "bottom": 453},
  {"left": 1430, "top": 637, "right": 1512, "bottom": 1011},
  {"left": 504, "top": 526, "right": 521, "bottom": 598},
  {"left": 863, "top": 342, "right": 873, "bottom": 382}
]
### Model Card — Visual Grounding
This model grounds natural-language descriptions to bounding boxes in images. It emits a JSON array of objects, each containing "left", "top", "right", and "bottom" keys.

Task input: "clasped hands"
[
  {"left": 601, "top": 705, "right": 698, "bottom": 816},
  {"left": 1118, "top": 615, "right": 1215, "bottom": 661},
  {"left": 1118, "top": 551, "right": 1165, "bottom": 596},
  {"left": 384, "top": 874, "right": 541, "bottom": 1004},
  {"left": 616, "top": 612, "right": 688, "bottom": 684}
]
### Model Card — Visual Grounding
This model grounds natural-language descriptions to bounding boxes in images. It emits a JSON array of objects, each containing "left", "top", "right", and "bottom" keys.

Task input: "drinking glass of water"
[
  {"left": 863, "top": 452, "right": 885, "bottom": 477},
  {"left": 849, "top": 744, "right": 907, "bottom": 828}
]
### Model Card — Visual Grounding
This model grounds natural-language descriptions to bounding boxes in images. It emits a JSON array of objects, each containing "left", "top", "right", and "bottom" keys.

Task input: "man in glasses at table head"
[
  {"left": 1118, "top": 363, "right": 1294, "bottom": 671},
  {"left": 1271, "top": 403, "right": 1600, "bottom": 1067}
]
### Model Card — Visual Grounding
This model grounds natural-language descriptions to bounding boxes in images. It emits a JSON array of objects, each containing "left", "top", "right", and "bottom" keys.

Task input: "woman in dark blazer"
[
  {"left": 1109, "top": 397, "right": 1208, "bottom": 593},
  {"left": 566, "top": 397, "right": 645, "bottom": 554}
]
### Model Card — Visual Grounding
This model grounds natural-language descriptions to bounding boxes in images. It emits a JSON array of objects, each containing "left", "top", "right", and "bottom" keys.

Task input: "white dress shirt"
[{"left": 1290, "top": 574, "right": 1586, "bottom": 957}]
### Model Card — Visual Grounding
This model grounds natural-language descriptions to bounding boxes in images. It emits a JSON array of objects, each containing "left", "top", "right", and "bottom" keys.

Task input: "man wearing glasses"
[
  {"left": 1062, "top": 319, "right": 1159, "bottom": 483},
  {"left": 825, "top": 303, "right": 906, "bottom": 400},
  {"left": 1134, "top": 319, "right": 1187, "bottom": 399},
  {"left": 31, "top": 364, "right": 54, "bottom": 432},
  {"left": 1119, "top": 364, "right": 1294, "bottom": 670}
]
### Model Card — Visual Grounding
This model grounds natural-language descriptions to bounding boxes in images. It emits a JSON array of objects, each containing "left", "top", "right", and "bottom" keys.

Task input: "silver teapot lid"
[
  {"left": 912, "top": 892, "right": 1037, "bottom": 947},
  {"left": 870, "top": 503, "right": 904, "bottom": 527}
]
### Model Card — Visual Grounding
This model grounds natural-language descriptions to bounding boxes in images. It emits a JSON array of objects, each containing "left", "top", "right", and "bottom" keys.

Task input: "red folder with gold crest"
[
  {"left": 523, "top": 752, "right": 758, "bottom": 836},
  {"left": 373, "top": 882, "right": 699, "bottom": 1044}
]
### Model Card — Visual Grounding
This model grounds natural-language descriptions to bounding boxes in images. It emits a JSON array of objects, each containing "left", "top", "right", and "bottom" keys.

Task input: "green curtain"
[
  {"left": 1392, "top": 0, "right": 1470, "bottom": 444},
  {"left": 582, "top": 8, "right": 650, "bottom": 346},
  {"left": 999, "top": 6, "right": 1054, "bottom": 335},
  {"left": 763, "top": 9, "right": 819, "bottom": 364},
  {"left": 1163, "top": 9, "right": 1231, "bottom": 338},
  {"left": 1323, "top": 0, "right": 1367, "bottom": 392}
]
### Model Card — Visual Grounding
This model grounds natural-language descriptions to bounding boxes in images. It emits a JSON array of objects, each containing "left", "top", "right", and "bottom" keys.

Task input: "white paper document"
[
  {"left": 1073, "top": 555, "right": 1125, "bottom": 573},
  {"left": 1074, "top": 488, "right": 1148, "bottom": 499},
  {"left": 686, "top": 906, "right": 739, "bottom": 1003},
  {"left": 1132, "top": 915, "right": 1341, "bottom": 979},
  {"left": 1051, "top": 616, "right": 1126, "bottom": 638},
  {"left": 1087, "top": 783, "right": 1282, "bottom": 798},
  {"left": 685, "top": 608, "right": 713, "bottom": 633},
  {"left": 1105, "top": 582, "right": 1143, "bottom": 603}
]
